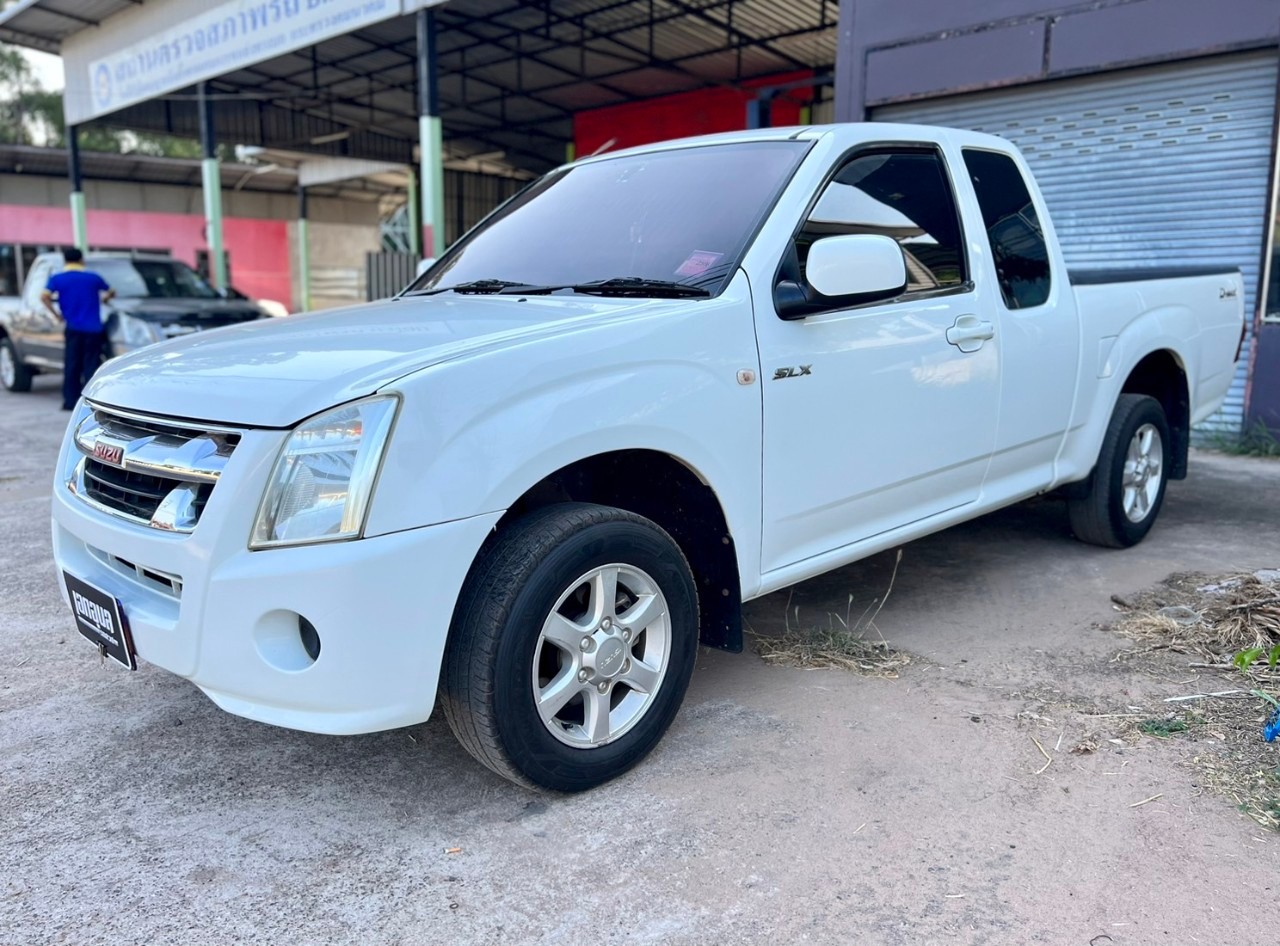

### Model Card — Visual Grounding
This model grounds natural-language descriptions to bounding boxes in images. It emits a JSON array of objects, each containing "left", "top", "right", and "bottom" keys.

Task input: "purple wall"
[
  {"left": 835, "top": 0, "right": 1280, "bottom": 120},
  {"left": 1250, "top": 325, "right": 1280, "bottom": 429},
  {"left": 834, "top": 0, "right": 1280, "bottom": 433}
]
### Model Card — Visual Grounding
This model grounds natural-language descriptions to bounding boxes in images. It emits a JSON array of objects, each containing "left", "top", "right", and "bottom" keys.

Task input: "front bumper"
[{"left": 51, "top": 411, "right": 501, "bottom": 735}]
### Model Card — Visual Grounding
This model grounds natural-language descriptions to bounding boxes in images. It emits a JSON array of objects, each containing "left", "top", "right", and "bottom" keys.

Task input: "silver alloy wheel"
[
  {"left": 0, "top": 343, "right": 14, "bottom": 389},
  {"left": 532, "top": 562, "right": 672, "bottom": 749},
  {"left": 1121, "top": 422, "right": 1163, "bottom": 523}
]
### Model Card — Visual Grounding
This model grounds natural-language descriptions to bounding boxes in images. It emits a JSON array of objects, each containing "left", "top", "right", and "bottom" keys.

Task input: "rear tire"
[
  {"left": 1067, "top": 394, "right": 1170, "bottom": 548},
  {"left": 0, "top": 336, "right": 33, "bottom": 393},
  {"left": 441, "top": 503, "right": 699, "bottom": 792}
]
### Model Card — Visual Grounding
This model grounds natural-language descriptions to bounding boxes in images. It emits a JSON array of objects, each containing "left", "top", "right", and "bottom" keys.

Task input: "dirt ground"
[{"left": 3, "top": 375, "right": 1279, "bottom": 946}]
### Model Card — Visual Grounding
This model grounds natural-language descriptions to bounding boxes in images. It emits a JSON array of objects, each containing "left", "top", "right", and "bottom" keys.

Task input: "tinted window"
[
  {"left": 799, "top": 150, "right": 967, "bottom": 293},
  {"left": 91, "top": 259, "right": 218, "bottom": 299},
  {"left": 413, "top": 141, "right": 810, "bottom": 297},
  {"left": 0, "top": 245, "right": 16, "bottom": 297},
  {"left": 963, "top": 149, "right": 1051, "bottom": 309}
]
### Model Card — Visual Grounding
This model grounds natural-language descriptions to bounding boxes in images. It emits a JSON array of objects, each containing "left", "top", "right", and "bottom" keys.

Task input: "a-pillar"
[
  {"left": 198, "top": 82, "right": 228, "bottom": 289},
  {"left": 416, "top": 8, "right": 445, "bottom": 258},
  {"left": 67, "top": 124, "right": 87, "bottom": 252}
]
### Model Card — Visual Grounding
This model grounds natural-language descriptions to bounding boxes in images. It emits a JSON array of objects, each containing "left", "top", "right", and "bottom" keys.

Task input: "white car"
[{"left": 52, "top": 124, "right": 1245, "bottom": 790}]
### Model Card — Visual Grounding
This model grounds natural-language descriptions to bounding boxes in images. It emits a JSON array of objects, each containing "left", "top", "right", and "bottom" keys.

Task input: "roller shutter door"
[{"left": 874, "top": 53, "right": 1278, "bottom": 433}]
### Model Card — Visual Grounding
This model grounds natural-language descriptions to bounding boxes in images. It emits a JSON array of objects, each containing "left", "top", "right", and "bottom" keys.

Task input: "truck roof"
[{"left": 572, "top": 122, "right": 1017, "bottom": 168}]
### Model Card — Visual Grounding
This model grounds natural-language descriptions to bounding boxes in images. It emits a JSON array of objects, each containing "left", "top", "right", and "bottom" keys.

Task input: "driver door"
[{"left": 756, "top": 145, "right": 1002, "bottom": 573}]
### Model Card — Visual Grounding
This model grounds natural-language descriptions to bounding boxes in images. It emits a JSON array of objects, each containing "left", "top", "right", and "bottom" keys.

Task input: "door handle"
[{"left": 946, "top": 315, "right": 995, "bottom": 353}]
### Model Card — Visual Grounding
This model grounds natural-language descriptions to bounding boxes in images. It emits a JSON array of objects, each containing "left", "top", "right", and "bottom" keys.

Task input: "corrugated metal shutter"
[{"left": 873, "top": 53, "right": 1278, "bottom": 433}]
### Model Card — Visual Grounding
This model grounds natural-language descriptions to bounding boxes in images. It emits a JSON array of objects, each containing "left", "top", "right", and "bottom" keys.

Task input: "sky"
[{"left": 25, "top": 47, "right": 62, "bottom": 89}]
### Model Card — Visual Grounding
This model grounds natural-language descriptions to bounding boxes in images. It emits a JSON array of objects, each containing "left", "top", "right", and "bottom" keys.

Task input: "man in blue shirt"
[{"left": 41, "top": 249, "right": 115, "bottom": 410}]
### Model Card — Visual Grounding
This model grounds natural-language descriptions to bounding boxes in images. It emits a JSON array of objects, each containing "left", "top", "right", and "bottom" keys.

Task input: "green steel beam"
[
  {"left": 198, "top": 84, "right": 229, "bottom": 289},
  {"left": 67, "top": 125, "right": 87, "bottom": 252},
  {"left": 298, "top": 187, "right": 311, "bottom": 313},
  {"left": 406, "top": 164, "right": 422, "bottom": 258},
  {"left": 417, "top": 9, "right": 446, "bottom": 258}
]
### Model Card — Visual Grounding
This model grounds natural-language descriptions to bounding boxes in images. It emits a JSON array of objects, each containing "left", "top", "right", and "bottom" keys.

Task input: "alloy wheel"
[{"left": 531, "top": 563, "right": 671, "bottom": 748}]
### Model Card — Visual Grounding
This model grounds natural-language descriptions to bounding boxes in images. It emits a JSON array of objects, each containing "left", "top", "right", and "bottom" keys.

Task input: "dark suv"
[{"left": 1, "top": 253, "right": 265, "bottom": 393}]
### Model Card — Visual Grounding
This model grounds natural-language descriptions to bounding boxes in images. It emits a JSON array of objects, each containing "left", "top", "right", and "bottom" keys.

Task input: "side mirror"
[
  {"left": 415, "top": 257, "right": 436, "bottom": 278},
  {"left": 807, "top": 234, "right": 906, "bottom": 298},
  {"left": 776, "top": 234, "right": 907, "bottom": 319}
]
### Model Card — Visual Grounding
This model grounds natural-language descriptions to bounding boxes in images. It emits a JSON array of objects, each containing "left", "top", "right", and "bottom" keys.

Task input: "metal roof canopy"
[
  {"left": 0, "top": 0, "right": 839, "bottom": 174},
  {"left": 0, "top": 142, "right": 406, "bottom": 200}
]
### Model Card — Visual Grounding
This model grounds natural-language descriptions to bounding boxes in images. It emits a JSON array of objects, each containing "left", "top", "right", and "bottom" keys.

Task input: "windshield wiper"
[
  {"left": 509, "top": 277, "right": 711, "bottom": 298},
  {"left": 413, "top": 278, "right": 536, "bottom": 296}
]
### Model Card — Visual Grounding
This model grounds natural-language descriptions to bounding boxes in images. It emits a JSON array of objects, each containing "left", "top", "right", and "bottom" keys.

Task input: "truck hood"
[
  {"left": 110, "top": 296, "right": 264, "bottom": 324},
  {"left": 85, "top": 293, "right": 669, "bottom": 427}
]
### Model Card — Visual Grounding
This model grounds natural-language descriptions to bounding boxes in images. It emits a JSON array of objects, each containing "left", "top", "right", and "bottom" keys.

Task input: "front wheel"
[
  {"left": 441, "top": 503, "right": 699, "bottom": 791},
  {"left": 1067, "top": 393, "right": 1171, "bottom": 548},
  {"left": 0, "top": 336, "right": 33, "bottom": 393}
]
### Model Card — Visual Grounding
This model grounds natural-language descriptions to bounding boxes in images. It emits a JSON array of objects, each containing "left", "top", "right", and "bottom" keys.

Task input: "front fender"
[{"left": 365, "top": 273, "right": 765, "bottom": 595}]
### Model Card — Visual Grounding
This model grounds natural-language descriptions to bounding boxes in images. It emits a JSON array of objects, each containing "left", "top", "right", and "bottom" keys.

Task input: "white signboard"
[{"left": 86, "top": 0, "right": 399, "bottom": 119}]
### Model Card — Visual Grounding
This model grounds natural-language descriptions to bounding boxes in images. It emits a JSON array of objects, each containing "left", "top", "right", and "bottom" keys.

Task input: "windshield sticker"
[{"left": 675, "top": 250, "right": 724, "bottom": 278}]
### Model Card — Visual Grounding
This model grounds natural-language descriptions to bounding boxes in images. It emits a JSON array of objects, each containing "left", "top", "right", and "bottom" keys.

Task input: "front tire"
[
  {"left": 1067, "top": 394, "right": 1171, "bottom": 548},
  {"left": 441, "top": 503, "right": 699, "bottom": 791},
  {"left": 0, "top": 336, "right": 33, "bottom": 393}
]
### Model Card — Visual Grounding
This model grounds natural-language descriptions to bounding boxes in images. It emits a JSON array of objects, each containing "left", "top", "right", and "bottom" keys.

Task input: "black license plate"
[{"left": 64, "top": 572, "right": 136, "bottom": 670}]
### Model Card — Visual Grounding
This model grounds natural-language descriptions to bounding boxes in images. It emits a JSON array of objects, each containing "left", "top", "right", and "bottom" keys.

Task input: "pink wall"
[
  {"left": 0, "top": 205, "right": 292, "bottom": 305},
  {"left": 574, "top": 71, "right": 816, "bottom": 157}
]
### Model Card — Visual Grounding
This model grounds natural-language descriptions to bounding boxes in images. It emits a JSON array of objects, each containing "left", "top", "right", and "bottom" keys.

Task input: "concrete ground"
[{"left": 3, "top": 375, "right": 1278, "bottom": 946}]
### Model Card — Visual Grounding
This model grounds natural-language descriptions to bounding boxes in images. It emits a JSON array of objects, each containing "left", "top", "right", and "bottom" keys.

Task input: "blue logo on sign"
[{"left": 93, "top": 63, "right": 113, "bottom": 111}]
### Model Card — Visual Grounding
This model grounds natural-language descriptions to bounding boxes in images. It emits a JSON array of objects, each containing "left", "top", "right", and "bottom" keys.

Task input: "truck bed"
[{"left": 1069, "top": 265, "right": 1239, "bottom": 286}]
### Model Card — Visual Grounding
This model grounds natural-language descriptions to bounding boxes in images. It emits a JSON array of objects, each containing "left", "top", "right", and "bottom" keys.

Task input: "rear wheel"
[
  {"left": 1067, "top": 394, "right": 1170, "bottom": 548},
  {"left": 0, "top": 337, "right": 33, "bottom": 393},
  {"left": 441, "top": 503, "right": 699, "bottom": 791}
]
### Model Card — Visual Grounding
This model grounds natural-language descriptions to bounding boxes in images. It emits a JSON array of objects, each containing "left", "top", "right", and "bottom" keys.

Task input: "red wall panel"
[
  {"left": 0, "top": 205, "right": 292, "bottom": 306},
  {"left": 574, "top": 71, "right": 815, "bottom": 156}
]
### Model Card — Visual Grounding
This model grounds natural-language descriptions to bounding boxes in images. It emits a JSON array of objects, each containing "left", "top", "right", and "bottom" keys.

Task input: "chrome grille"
[
  {"left": 67, "top": 404, "right": 241, "bottom": 532},
  {"left": 82, "top": 458, "right": 212, "bottom": 523}
]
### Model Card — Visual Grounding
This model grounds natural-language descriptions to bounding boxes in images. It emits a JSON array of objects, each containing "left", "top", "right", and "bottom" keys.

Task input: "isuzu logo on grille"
[{"left": 92, "top": 441, "right": 124, "bottom": 465}]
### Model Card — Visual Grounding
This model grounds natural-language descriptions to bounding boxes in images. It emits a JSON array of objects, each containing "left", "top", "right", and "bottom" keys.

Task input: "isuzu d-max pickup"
[{"left": 51, "top": 124, "right": 1245, "bottom": 790}]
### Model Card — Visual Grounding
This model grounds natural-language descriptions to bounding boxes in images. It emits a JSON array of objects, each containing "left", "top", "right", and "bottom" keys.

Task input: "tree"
[
  {"left": 1, "top": 41, "right": 207, "bottom": 156},
  {"left": 0, "top": 44, "right": 59, "bottom": 145}
]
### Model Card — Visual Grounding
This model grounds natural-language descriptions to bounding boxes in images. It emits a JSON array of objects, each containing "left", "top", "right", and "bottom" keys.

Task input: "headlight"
[
  {"left": 257, "top": 299, "right": 291, "bottom": 318},
  {"left": 250, "top": 396, "right": 398, "bottom": 549},
  {"left": 116, "top": 312, "right": 162, "bottom": 348}
]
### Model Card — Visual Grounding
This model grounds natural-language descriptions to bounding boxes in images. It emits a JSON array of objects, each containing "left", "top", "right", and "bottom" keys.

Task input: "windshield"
[
  {"left": 410, "top": 140, "right": 811, "bottom": 297},
  {"left": 91, "top": 258, "right": 219, "bottom": 299}
]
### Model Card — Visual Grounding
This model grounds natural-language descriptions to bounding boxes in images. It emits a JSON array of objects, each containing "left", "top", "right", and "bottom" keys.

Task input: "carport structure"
[{"left": 0, "top": 0, "right": 839, "bottom": 293}]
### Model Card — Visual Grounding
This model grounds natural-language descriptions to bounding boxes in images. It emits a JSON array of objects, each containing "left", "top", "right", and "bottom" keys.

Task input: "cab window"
[
  {"left": 963, "top": 149, "right": 1051, "bottom": 309},
  {"left": 796, "top": 149, "right": 968, "bottom": 295}
]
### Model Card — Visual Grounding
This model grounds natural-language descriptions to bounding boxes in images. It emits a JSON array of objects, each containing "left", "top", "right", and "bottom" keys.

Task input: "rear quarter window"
[{"left": 963, "top": 149, "right": 1051, "bottom": 309}]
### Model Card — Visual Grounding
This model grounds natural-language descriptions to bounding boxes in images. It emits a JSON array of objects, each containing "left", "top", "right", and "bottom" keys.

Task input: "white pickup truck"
[{"left": 52, "top": 124, "right": 1244, "bottom": 791}]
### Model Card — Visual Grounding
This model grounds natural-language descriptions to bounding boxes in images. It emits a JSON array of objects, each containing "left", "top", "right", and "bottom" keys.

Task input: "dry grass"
[
  {"left": 1110, "top": 571, "right": 1280, "bottom": 681},
  {"left": 1109, "top": 569, "right": 1280, "bottom": 830},
  {"left": 751, "top": 549, "right": 913, "bottom": 677},
  {"left": 753, "top": 628, "right": 913, "bottom": 677},
  {"left": 1195, "top": 750, "right": 1280, "bottom": 832}
]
